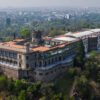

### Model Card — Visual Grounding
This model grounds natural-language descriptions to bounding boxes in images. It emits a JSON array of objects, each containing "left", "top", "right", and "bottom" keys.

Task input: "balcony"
[
  {"left": 0, "top": 61, "right": 18, "bottom": 69},
  {"left": 0, "top": 56, "right": 17, "bottom": 61},
  {"left": 36, "top": 55, "right": 75, "bottom": 70}
]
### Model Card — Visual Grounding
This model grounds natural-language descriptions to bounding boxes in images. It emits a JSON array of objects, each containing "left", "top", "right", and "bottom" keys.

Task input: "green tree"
[
  {"left": 76, "top": 75, "right": 91, "bottom": 99},
  {"left": 27, "top": 82, "right": 42, "bottom": 99},
  {"left": 48, "top": 28, "right": 65, "bottom": 37},
  {"left": 74, "top": 40, "right": 85, "bottom": 67},
  {"left": 41, "top": 83, "right": 55, "bottom": 100},
  {"left": 97, "top": 71, "right": 100, "bottom": 83},
  {"left": 6, "top": 95, "right": 17, "bottom": 100},
  {"left": 0, "top": 76, "right": 7, "bottom": 91},
  {"left": 18, "top": 90, "right": 26, "bottom": 100},
  {"left": 14, "top": 80, "right": 24, "bottom": 93},
  {"left": 89, "top": 51, "right": 97, "bottom": 58},
  {"left": 7, "top": 79, "right": 14, "bottom": 93},
  {"left": 51, "top": 93, "right": 63, "bottom": 100},
  {"left": 20, "top": 27, "right": 30, "bottom": 38},
  {"left": 68, "top": 68, "right": 78, "bottom": 78}
]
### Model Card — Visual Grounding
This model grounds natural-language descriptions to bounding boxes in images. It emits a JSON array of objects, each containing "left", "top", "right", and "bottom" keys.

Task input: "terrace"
[
  {"left": 0, "top": 60, "right": 18, "bottom": 69},
  {"left": 37, "top": 55, "right": 75, "bottom": 70}
]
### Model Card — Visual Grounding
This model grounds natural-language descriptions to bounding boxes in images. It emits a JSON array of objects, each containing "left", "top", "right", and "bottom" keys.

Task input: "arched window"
[
  {"left": 39, "top": 61, "right": 42, "bottom": 67},
  {"left": 52, "top": 58, "right": 54, "bottom": 63},
  {"left": 44, "top": 61, "right": 47, "bottom": 66},
  {"left": 34, "top": 62, "right": 37, "bottom": 67},
  {"left": 59, "top": 56, "right": 61, "bottom": 61},
  {"left": 48, "top": 60, "right": 50, "bottom": 65}
]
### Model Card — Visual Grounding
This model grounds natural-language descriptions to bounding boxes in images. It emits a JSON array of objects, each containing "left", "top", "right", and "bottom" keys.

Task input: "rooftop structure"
[
  {"left": 65, "top": 31, "right": 93, "bottom": 38},
  {"left": 53, "top": 36, "right": 77, "bottom": 42},
  {"left": 90, "top": 28, "right": 100, "bottom": 32}
]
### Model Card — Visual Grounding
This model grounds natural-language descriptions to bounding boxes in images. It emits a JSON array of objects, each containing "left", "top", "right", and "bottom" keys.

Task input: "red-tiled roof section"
[
  {"left": 14, "top": 38, "right": 25, "bottom": 42},
  {"left": 31, "top": 42, "right": 69, "bottom": 52},
  {"left": 32, "top": 46, "right": 50, "bottom": 52},
  {"left": 0, "top": 38, "right": 78, "bottom": 52},
  {"left": 0, "top": 41, "right": 25, "bottom": 49}
]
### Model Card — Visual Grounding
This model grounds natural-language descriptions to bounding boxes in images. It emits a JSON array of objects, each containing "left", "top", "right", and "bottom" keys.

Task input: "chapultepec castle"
[{"left": 0, "top": 29, "right": 100, "bottom": 82}]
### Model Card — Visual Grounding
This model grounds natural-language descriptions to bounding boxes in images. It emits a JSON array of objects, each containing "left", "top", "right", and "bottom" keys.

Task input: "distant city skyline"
[{"left": 0, "top": 0, "right": 100, "bottom": 8}]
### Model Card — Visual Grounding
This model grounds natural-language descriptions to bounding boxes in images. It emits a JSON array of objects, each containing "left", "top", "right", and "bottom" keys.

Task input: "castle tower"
[{"left": 32, "top": 30, "right": 43, "bottom": 45}]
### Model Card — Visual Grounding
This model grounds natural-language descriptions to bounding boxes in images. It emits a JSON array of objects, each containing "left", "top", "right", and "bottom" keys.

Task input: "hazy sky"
[{"left": 0, "top": 0, "right": 100, "bottom": 8}]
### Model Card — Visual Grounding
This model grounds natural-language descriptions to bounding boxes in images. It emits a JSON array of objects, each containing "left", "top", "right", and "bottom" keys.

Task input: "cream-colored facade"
[{"left": 0, "top": 29, "right": 100, "bottom": 82}]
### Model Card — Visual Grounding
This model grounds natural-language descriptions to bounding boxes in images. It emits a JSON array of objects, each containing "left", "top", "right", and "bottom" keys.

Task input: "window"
[
  {"left": 26, "top": 64, "right": 29, "bottom": 68},
  {"left": 13, "top": 52, "right": 17, "bottom": 59},
  {"left": 19, "top": 63, "right": 21, "bottom": 67},
  {"left": 34, "top": 62, "right": 37, "bottom": 67},
  {"left": 26, "top": 56, "right": 29, "bottom": 60},
  {"left": 44, "top": 61, "right": 47, "bottom": 66},
  {"left": 59, "top": 56, "right": 61, "bottom": 61},
  {"left": 52, "top": 59, "right": 54, "bottom": 63},
  {"left": 45, "top": 72, "right": 49, "bottom": 75},
  {"left": 48, "top": 60, "right": 50, "bottom": 65},
  {"left": 51, "top": 71, "right": 53, "bottom": 73},
  {"left": 39, "top": 73, "right": 43, "bottom": 75},
  {"left": 39, "top": 61, "right": 42, "bottom": 67},
  {"left": 19, "top": 55, "right": 21, "bottom": 59},
  {"left": 10, "top": 52, "right": 13, "bottom": 58}
]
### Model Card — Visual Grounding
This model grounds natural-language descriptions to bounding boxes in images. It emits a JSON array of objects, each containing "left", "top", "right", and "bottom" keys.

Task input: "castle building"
[{"left": 0, "top": 29, "right": 100, "bottom": 82}]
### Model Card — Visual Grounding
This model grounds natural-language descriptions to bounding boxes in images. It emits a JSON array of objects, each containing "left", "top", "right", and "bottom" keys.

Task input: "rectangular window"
[
  {"left": 26, "top": 64, "right": 29, "bottom": 68},
  {"left": 45, "top": 72, "right": 49, "bottom": 75},
  {"left": 19, "top": 55, "right": 21, "bottom": 59},
  {"left": 26, "top": 56, "right": 29, "bottom": 60},
  {"left": 39, "top": 73, "right": 43, "bottom": 75}
]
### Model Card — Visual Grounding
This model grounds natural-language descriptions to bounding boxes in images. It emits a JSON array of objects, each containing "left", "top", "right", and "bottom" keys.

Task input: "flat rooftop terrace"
[
  {"left": 0, "top": 28, "right": 99, "bottom": 53},
  {"left": 65, "top": 28, "right": 100, "bottom": 38},
  {"left": 0, "top": 38, "right": 72, "bottom": 53}
]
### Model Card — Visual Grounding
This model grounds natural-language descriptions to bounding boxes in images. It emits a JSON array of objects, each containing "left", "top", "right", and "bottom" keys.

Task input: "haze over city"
[
  {"left": 0, "top": 0, "right": 100, "bottom": 99},
  {"left": 0, "top": 0, "right": 100, "bottom": 8}
]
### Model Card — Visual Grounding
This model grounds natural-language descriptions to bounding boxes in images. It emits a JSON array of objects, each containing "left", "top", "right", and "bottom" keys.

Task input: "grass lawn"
[{"left": 54, "top": 73, "right": 74, "bottom": 100}]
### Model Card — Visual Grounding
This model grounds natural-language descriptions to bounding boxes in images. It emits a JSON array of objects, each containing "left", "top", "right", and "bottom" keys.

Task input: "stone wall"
[
  {"left": 0, "top": 65, "right": 19, "bottom": 79},
  {"left": 33, "top": 61, "right": 73, "bottom": 82},
  {"left": 0, "top": 65, "right": 28, "bottom": 79},
  {"left": 0, "top": 60, "right": 73, "bottom": 82}
]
